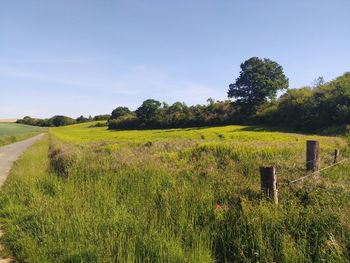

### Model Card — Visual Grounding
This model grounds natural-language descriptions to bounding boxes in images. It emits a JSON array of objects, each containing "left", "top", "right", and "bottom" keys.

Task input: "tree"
[
  {"left": 76, "top": 115, "right": 89, "bottom": 123},
  {"left": 111, "top": 107, "right": 131, "bottom": 119},
  {"left": 312, "top": 76, "right": 325, "bottom": 88},
  {"left": 136, "top": 99, "right": 162, "bottom": 125},
  {"left": 93, "top": 114, "right": 111, "bottom": 121},
  {"left": 49, "top": 115, "right": 75, "bottom": 126},
  {"left": 228, "top": 57, "right": 289, "bottom": 114}
]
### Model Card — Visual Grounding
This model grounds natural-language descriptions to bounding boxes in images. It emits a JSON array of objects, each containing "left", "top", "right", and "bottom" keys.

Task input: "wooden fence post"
[
  {"left": 260, "top": 166, "right": 278, "bottom": 205},
  {"left": 334, "top": 149, "right": 340, "bottom": 164},
  {"left": 306, "top": 140, "right": 320, "bottom": 173}
]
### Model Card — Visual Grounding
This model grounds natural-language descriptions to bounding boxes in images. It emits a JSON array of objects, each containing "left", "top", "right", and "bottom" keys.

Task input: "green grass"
[
  {"left": 51, "top": 121, "right": 344, "bottom": 146},
  {"left": 1, "top": 123, "right": 350, "bottom": 262},
  {"left": 0, "top": 123, "right": 43, "bottom": 146}
]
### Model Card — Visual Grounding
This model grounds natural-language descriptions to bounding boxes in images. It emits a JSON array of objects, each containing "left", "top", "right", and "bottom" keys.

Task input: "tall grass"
[{"left": 0, "top": 124, "right": 350, "bottom": 262}]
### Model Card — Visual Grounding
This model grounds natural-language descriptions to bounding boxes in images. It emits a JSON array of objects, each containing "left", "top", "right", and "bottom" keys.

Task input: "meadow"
[
  {"left": 0, "top": 122, "right": 350, "bottom": 262},
  {"left": 0, "top": 123, "right": 43, "bottom": 146}
]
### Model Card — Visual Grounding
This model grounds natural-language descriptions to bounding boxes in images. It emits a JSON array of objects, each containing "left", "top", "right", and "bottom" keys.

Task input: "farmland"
[
  {"left": 0, "top": 123, "right": 43, "bottom": 146},
  {"left": 0, "top": 122, "right": 350, "bottom": 262}
]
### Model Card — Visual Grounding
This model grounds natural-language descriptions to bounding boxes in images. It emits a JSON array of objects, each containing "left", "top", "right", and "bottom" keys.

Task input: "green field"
[
  {"left": 52, "top": 121, "right": 344, "bottom": 145},
  {"left": 1, "top": 122, "right": 350, "bottom": 262},
  {"left": 0, "top": 123, "right": 43, "bottom": 146}
]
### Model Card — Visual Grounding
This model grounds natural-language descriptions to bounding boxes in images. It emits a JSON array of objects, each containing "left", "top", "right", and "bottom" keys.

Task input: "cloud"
[
  {"left": 0, "top": 66, "right": 128, "bottom": 95},
  {"left": 109, "top": 65, "right": 219, "bottom": 103},
  {"left": 0, "top": 64, "right": 222, "bottom": 107}
]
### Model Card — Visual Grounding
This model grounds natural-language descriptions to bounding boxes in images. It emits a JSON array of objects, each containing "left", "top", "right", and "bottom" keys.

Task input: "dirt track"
[{"left": 0, "top": 133, "right": 44, "bottom": 187}]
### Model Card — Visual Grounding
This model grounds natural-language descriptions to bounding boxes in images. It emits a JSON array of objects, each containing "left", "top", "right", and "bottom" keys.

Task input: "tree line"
[
  {"left": 17, "top": 57, "right": 350, "bottom": 133},
  {"left": 17, "top": 114, "right": 110, "bottom": 127}
]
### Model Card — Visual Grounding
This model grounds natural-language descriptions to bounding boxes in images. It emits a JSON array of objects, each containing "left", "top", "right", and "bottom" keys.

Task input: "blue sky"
[{"left": 1, "top": 0, "right": 349, "bottom": 118}]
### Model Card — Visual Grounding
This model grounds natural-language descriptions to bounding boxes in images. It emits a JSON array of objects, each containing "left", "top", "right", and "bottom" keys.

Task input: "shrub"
[
  {"left": 108, "top": 114, "right": 140, "bottom": 130},
  {"left": 48, "top": 142, "right": 78, "bottom": 177}
]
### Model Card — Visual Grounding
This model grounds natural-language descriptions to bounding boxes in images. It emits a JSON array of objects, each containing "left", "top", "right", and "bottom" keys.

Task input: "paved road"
[{"left": 0, "top": 133, "right": 44, "bottom": 187}]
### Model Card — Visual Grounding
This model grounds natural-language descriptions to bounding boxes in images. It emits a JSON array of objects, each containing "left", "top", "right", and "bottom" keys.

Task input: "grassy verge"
[{"left": 0, "top": 126, "right": 350, "bottom": 262}]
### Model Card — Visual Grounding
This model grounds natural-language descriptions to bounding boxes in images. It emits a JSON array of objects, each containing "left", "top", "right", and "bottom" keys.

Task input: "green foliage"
[
  {"left": 1, "top": 127, "right": 349, "bottom": 262},
  {"left": 93, "top": 114, "right": 111, "bottom": 121},
  {"left": 228, "top": 57, "right": 289, "bottom": 114},
  {"left": 136, "top": 99, "right": 162, "bottom": 126},
  {"left": 111, "top": 107, "right": 131, "bottom": 120},
  {"left": 108, "top": 99, "right": 235, "bottom": 130},
  {"left": 17, "top": 116, "right": 50, "bottom": 126},
  {"left": 76, "top": 115, "right": 90, "bottom": 123},
  {"left": 17, "top": 115, "right": 76, "bottom": 127},
  {"left": 257, "top": 72, "right": 350, "bottom": 132},
  {"left": 108, "top": 113, "right": 140, "bottom": 130},
  {"left": 50, "top": 115, "right": 76, "bottom": 127}
]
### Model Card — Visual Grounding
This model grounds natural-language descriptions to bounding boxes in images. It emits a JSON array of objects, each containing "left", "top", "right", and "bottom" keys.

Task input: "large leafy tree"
[
  {"left": 228, "top": 57, "right": 289, "bottom": 114},
  {"left": 111, "top": 106, "right": 131, "bottom": 119},
  {"left": 136, "top": 99, "right": 162, "bottom": 125}
]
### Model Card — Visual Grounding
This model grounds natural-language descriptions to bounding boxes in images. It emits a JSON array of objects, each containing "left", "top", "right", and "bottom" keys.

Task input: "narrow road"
[{"left": 0, "top": 133, "right": 44, "bottom": 187}]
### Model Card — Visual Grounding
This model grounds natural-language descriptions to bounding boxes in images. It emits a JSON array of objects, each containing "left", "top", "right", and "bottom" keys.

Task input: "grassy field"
[
  {"left": 0, "top": 123, "right": 43, "bottom": 146},
  {"left": 1, "top": 122, "right": 350, "bottom": 262},
  {"left": 52, "top": 121, "right": 344, "bottom": 145}
]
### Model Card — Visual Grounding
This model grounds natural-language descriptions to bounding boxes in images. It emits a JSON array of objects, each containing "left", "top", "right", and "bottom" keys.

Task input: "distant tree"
[
  {"left": 111, "top": 107, "right": 131, "bottom": 119},
  {"left": 108, "top": 113, "right": 140, "bottom": 130},
  {"left": 275, "top": 87, "right": 313, "bottom": 129},
  {"left": 163, "top": 102, "right": 189, "bottom": 127},
  {"left": 207, "top": 98, "right": 215, "bottom": 105},
  {"left": 49, "top": 115, "right": 75, "bottom": 127},
  {"left": 76, "top": 115, "right": 89, "bottom": 123},
  {"left": 93, "top": 114, "right": 111, "bottom": 121},
  {"left": 228, "top": 57, "right": 289, "bottom": 114},
  {"left": 17, "top": 115, "right": 75, "bottom": 127},
  {"left": 136, "top": 99, "right": 162, "bottom": 125},
  {"left": 312, "top": 76, "right": 326, "bottom": 88}
]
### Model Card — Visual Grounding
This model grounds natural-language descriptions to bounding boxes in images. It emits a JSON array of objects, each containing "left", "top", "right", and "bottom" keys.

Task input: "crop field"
[
  {"left": 0, "top": 123, "right": 43, "bottom": 146},
  {"left": 1, "top": 122, "right": 350, "bottom": 262}
]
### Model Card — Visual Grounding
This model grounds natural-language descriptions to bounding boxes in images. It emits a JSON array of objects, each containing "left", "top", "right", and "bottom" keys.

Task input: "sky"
[{"left": 1, "top": 0, "right": 349, "bottom": 118}]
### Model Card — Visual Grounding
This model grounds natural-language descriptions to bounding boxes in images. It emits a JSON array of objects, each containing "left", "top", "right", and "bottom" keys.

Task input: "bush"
[
  {"left": 93, "top": 114, "right": 111, "bottom": 121},
  {"left": 108, "top": 114, "right": 140, "bottom": 130},
  {"left": 255, "top": 72, "right": 350, "bottom": 133},
  {"left": 90, "top": 122, "right": 107, "bottom": 127},
  {"left": 48, "top": 142, "right": 78, "bottom": 177}
]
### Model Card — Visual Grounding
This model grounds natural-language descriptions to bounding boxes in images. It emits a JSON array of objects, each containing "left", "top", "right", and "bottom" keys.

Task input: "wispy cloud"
[
  {"left": 0, "top": 67, "right": 100, "bottom": 88},
  {"left": 0, "top": 64, "right": 222, "bottom": 106},
  {"left": 109, "top": 65, "right": 220, "bottom": 103}
]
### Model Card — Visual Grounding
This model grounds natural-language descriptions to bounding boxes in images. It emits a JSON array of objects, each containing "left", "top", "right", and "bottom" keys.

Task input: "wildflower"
[{"left": 215, "top": 204, "right": 222, "bottom": 209}]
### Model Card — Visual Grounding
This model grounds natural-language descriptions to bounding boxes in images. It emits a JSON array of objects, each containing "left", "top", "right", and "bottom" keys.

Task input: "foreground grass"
[
  {"left": 0, "top": 124, "right": 350, "bottom": 262},
  {"left": 0, "top": 123, "right": 43, "bottom": 146}
]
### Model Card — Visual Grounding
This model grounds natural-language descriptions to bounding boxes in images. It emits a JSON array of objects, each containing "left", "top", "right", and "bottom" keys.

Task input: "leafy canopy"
[
  {"left": 111, "top": 107, "right": 131, "bottom": 119},
  {"left": 135, "top": 99, "right": 162, "bottom": 125},
  {"left": 228, "top": 57, "right": 289, "bottom": 114}
]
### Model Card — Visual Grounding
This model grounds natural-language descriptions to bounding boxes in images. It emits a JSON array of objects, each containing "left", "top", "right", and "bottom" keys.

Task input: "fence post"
[
  {"left": 334, "top": 149, "right": 340, "bottom": 164},
  {"left": 260, "top": 166, "right": 278, "bottom": 205},
  {"left": 306, "top": 140, "right": 320, "bottom": 173}
]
